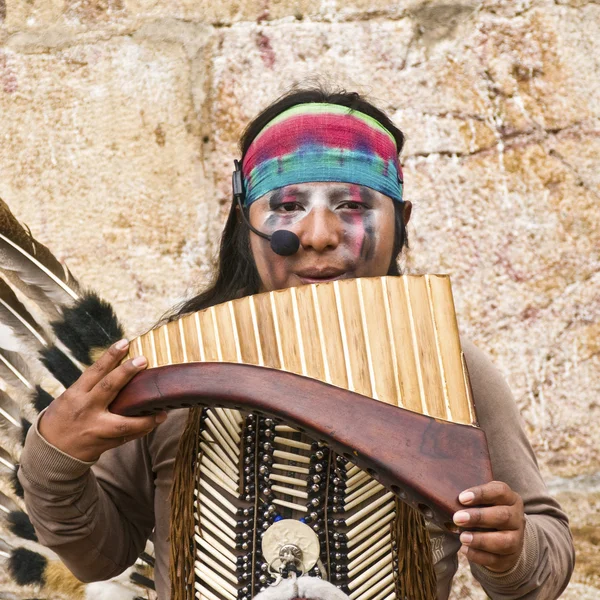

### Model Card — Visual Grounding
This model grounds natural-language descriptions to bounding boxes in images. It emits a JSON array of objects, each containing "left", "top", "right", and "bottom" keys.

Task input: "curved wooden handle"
[{"left": 110, "top": 363, "right": 492, "bottom": 529}]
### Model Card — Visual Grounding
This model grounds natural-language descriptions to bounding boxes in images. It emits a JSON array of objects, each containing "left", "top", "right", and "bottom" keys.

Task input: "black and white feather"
[{"left": 0, "top": 198, "right": 153, "bottom": 599}]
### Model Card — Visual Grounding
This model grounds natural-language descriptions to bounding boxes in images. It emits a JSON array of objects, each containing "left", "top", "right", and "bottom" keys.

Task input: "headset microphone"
[{"left": 232, "top": 160, "right": 300, "bottom": 257}]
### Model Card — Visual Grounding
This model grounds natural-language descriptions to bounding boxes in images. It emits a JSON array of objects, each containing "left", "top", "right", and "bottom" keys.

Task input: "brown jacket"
[{"left": 18, "top": 340, "right": 575, "bottom": 599}]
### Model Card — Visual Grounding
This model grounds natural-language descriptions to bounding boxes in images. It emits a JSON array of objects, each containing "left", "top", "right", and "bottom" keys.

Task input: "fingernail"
[
  {"left": 459, "top": 491, "right": 475, "bottom": 504},
  {"left": 115, "top": 339, "right": 129, "bottom": 350},
  {"left": 132, "top": 356, "right": 147, "bottom": 367},
  {"left": 459, "top": 545, "right": 469, "bottom": 555},
  {"left": 454, "top": 511, "right": 470, "bottom": 525},
  {"left": 155, "top": 412, "right": 167, "bottom": 424},
  {"left": 460, "top": 532, "right": 473, "bottom": 545}
]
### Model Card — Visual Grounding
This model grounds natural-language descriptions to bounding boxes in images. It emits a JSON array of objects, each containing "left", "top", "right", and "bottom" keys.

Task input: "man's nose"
[{"left": 297, "top": 208, "right": 342, "bottom": 252}]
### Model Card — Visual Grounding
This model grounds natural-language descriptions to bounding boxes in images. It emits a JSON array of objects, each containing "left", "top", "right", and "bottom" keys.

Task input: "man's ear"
[{"left": 403, "top": 201, "right": 412, "bottom": 226}]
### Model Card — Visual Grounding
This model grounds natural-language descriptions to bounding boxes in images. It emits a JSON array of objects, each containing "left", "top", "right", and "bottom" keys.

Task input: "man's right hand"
[{"left": 38, "top": 339, "right": 167, "bottom": 462}]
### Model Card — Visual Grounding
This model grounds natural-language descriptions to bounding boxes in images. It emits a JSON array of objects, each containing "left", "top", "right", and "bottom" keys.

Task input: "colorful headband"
[{"left": 241, "top": 103, "right": 404, "bottom": 207}]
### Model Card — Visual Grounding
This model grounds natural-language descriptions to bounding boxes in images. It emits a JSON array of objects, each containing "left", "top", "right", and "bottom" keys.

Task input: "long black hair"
[{"left": 169, "top": 86, "right": 409, "bottom": 320}]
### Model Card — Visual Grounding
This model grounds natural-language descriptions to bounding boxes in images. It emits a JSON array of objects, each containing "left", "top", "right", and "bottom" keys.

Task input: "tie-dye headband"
[{"left": 241, "top": 103, "right": 404, "bottom": 207}]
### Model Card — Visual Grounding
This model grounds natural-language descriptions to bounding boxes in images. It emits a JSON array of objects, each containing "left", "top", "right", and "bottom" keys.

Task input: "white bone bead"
[
  {"left": 195, "top": 582, "right": 223, "bottom": 600},
  {"left": 274, "top": 436, "right": 312, "bottom": 451},
  {"left": 346, "top": 465, "right": 361, "bottom": 478},
  {"left": 197, "top": 514, "right": 236, "bottom": 548},
  {"left": 215, "top": 408, "right": 241, "bottom": 444},
  {"left": 195, "top": 566, "right": 237, "bottom": 600},
  {"left": 197, "top": 550, "right": 238, "bottom": 585},
  {"left": 273, "top": 450, "right": 310, "bottom": 464},
  {"left": 350, "top": 563, "right": 393, "bottom": 600},
  {"left": 273, "top": 498, "right": 308, "bottom": 512},
  {"left": 198, "top": 505, "right": 235, "bottom": 540},
  {"left": 271, "top": 485, "right": 308, "bottom": 499},
  {"left": 201, "top": 430, "right": 237, "bottom": 473},
  {"left": 345, "top": 492, "right": 394, "bottom": 526},
  {"left": 269, "top": 473, "right": 307, "bottom": 487},
  {"left": 348, "top": 532, "right": 392, "bottom": 570},
  {"left": 196, "top": 491, "right": 237, "bottom": 528},
  {"left": 199, "top": 479, "right": 238, "bottom": 514},
  {"left": 195, "top": 530, "right": 237, "bottom": 563},
  {"left": 200, "top": 441, "right": 238, "bottom": 481},
  {"left": 274, "top": 425, "right": 299, "bottom": 433},
  {"left": 345, "top": 483, "right": 385, "bottom": 511},
  {"left": 348, "top": 547, "right": 392, "bottom": 585},
  {"left": 346, "top": 471, "right": 369, "bottom": 491},
  {"left": 206, "top": 412, "right": 239, "bottom": 457},
  {"left": 197, "top": 535, "right": 237, "bottom": 571},
  {"left": 272, "top": 463, "right": 309, "bottom": 474},
  {"left": 200, "top": 456, "right": 239, "bottom": 496},
  {"left": 346, "top": 479, "right": 381, "bottom": 504},
  {"left": 348, "top": 527, "right": 390, "bottom": 560},
  {"left": 347, "top": 511, "right": 395, "bottom": 548},
  {"left": 370, "top": 583, "right": 395, "bottom": 600}
]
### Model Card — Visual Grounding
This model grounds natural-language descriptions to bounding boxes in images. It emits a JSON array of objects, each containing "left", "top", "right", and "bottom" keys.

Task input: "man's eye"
[
  {"left": 275, "top": 202, "right": 302, "bottom": 212},
  {"left": 339, "top": 201, "right": 366, "bottom": 210}
]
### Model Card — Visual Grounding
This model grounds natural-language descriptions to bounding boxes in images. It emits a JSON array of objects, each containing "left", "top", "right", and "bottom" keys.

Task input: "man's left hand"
[{"left": 453, "top": 480, "right": 526, "bottom": 573}]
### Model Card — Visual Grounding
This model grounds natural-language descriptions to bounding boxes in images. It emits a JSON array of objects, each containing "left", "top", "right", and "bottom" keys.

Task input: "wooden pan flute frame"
[
  {"left": 111, "top": 276, "right": 493, "bottom": 530},
  {"left": 111, "top": 362, "right": 492, "bottom": 530}
]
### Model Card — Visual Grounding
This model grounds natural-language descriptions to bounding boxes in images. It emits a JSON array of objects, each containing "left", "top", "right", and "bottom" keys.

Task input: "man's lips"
[{"left": 295, "top": 268, "right": 348, "bottom": 282}]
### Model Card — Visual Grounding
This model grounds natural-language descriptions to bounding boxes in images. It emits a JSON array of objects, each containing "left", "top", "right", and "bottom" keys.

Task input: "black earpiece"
[{"left": 232, "top": 160, "right": 300, "bottom": 257}]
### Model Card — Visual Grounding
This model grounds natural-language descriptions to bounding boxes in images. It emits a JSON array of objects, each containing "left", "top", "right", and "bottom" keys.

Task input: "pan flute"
[{"left": 111, "top": 275, "right": 492, "bottom": 600}]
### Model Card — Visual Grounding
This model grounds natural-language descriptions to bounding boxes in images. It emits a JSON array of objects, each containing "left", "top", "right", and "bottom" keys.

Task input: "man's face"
[{"left": 248, "top": 182, "right": 402, "bottom": 292}]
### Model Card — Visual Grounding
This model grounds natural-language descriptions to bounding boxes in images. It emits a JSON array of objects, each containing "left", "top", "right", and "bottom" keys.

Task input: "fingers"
[
  {"left": 77, "top": 339, "right": 132, "bottom": 392},
  {"left": 458, "top": 543, "right": 521, "bottom": 572},
  {"left": 454, "top": 481, "right": 523, "bottom": 531},
  {"left": 99, "top": 412, "right": 168, "bottom": 446},
  {"left": 453, "top": 504, "right": 522, "bottom": 530},
  {"left": 91, "top": 355, "right": 149, "bottom": 408},
  {"left": 454, "top": 481, "right": 527, "bottom": 573},
  {"left": 67, "top": 411, "right": 168, "bottom": 460},
  {"left": 459, "top": 530, "right": 523, "bottom": 556},
  {"left": 459, "top": 481, "right": 517, "bottom": 508}
]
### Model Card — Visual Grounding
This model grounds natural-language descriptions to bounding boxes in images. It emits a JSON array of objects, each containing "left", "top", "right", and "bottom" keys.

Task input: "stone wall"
[{"left": 1, "top": 0, "right": 598, "bottom": 597}]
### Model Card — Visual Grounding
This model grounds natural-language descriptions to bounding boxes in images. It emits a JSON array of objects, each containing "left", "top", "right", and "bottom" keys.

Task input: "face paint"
[
  {"left": 248, "top": 182, "right": 396, "bottom": 292},
  {"left": 358, "top": 187, "right": 376, "bottom": 262}
]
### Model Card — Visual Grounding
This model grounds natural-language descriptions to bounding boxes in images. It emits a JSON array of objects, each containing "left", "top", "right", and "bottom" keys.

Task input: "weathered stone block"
[
  {"left": 0, "top": 37, "right": 217, "bottom": 332},
  {"left": 0, "top": 0, "right": 598, "bottom": 596}
]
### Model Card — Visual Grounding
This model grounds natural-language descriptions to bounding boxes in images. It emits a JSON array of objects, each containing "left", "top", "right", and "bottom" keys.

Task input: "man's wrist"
[{"left": 19, "top": 410, "right": 96, "bottom": 494}]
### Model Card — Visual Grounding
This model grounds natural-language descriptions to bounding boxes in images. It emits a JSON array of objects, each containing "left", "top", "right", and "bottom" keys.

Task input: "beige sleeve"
[
  {"left": 17, "top": 410, "right": 155, "bottom": 582},
  {"left": 462, "top": 340, "right": 575, "bottom": 599}
]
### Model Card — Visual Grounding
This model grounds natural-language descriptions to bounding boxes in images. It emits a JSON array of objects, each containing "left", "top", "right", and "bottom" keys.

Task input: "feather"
[
  {"left": 0, "top": 390, "right": 21, "bottom": 429},
  {"left": 0, "top": 489, "right": 19, "bottom": 514},
  {"left": 0, "top": 296, "right": 69, "bottom": 404},
  {"left": 39, "top": 346, "right": 82, "bottom": 388},
  {"left": 20, "top": 418, "right": 31, "bottom": 446},
  {"left": 51, "top": 291, "right": 124, "bottom": 367},
  {"left": 138, "top": 551, "right": 155, "bottom": 568},
  {"left": 33, "top": 386, "right": 54, "bottom": 414},
  {"left": 0, "top": 199, "right": 80, "bottom": 319},
  {"left": 3, "top": 545, "right": 146, "bottom": 600},
  {"left": 0, "top": 349, "right": 35, "bottom": 394},
  {"left": 6, "top": 547, "right": 47, "bottom": 586},
  {"left": 85, "top": 578, "right": 145, "bottom": 600},
  {"left": 129, "top": 571, "right": 155, "bottom": 590},
  {"left": 0, "top": 278, "right": 48, "bottom": 351},
  {"left": 0, "top": 446, "right": 17, "bottom": 474},
  {"left": 8, "top": 468, "right": 23, "bottom": 498},
  {"left": 5, "top": 510, "right": 38, "bottom": 542}
]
